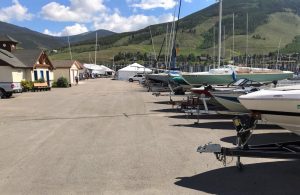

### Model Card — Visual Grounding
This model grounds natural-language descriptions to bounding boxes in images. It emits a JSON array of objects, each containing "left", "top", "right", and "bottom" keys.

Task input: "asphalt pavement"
[{"left": 0, "top": 78, "right": 298, "bottom": 194}]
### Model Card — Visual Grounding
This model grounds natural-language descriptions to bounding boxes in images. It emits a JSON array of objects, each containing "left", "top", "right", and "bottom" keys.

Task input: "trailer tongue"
[{"left": 197, "top": 114, "right": 300, "bottom": 170}]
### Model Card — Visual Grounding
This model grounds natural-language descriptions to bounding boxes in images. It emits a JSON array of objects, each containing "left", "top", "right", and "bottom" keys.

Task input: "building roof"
[
  {"left": 0, "top": 48, "right": 27, "bottom": 68},
  {"left": 13, "top": 49, "right": 42, "bottom": 67},
  {"left": 53, "top": 60, "right": 83, "bottom": 69},
  {"left": 0, "top": 34, "right": 19, "bottom": 43}
]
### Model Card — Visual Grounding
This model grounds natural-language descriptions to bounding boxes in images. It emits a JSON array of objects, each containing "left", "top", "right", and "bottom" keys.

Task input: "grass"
[{"left": 210, "top": 12, "right": 300, "bottom": 58}]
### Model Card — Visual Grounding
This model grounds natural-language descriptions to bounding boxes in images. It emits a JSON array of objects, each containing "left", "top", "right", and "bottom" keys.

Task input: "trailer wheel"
[
  {"left": 5, "top": 92, "right": 12, "bottom": 98},
  {"left": 0, "top": 89, "right": 5, "bottom": 99}
]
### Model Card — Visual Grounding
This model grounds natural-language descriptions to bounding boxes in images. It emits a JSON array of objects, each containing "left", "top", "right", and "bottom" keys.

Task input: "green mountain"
[
  {"left": 51, "top": 0, "right": 300, "bottom": 64},
  {"left": 0, "top": 21, "right": 115, "bottom": 49}
]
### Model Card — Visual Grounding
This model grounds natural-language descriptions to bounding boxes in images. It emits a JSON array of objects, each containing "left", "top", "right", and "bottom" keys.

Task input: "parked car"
[
  {"left": 0, "top": 82, "right": 22, "bottom": 98},
  {"left": 129, "top": 74, "right": 145, "bottom": 82}
]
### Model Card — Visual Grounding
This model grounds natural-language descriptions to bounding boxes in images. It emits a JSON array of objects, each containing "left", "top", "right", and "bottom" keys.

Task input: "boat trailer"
[{"left": 197, "top": 114, "right": 300, "bottom": 170}]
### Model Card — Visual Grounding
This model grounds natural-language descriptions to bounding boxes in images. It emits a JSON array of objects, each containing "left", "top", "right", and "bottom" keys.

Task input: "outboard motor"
[{"left": 232, "top": 115, "right": 257, "bottom": 146}]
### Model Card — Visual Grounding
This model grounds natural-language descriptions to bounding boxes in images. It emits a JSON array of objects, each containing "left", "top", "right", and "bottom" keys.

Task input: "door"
[
  {"left": 40, "top": 70, "right": 44, "bottom": 81},
  {"left": 34, "top": 70, "right": 38, "bottom": 81},
  {"left": 71, "top": 70, "right": 75, "bottom": 84}
]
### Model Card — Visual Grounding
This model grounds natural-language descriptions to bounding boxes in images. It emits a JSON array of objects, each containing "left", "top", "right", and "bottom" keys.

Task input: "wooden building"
[
  {"left": 0, "top": 35, "right": 54, "bottom": 86},
  {"left": 52, "top": 60, "right": 83, "bottom": 85}
]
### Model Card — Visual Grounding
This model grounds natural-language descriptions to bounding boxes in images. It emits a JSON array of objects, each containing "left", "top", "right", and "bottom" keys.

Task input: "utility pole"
[{"left": 95, "top": 32, "right": 98, "bottom": 65}]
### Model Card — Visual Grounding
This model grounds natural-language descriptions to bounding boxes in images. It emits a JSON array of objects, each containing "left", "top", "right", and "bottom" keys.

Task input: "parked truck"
[{"left": 0, "top": 82, "right": 22, "bottom": 98}]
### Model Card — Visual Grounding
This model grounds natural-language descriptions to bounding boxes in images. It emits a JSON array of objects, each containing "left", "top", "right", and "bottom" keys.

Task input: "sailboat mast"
[
  {"left": 165, "top": 23, "right": 169, "bottom": 66},
  {"left": 95, "top": 32, "right": 97, "bottom": 65},
  {"left": 232, "top": 13, "right": 235, "bottom": 65},
  {"left": 246, "top": 13, "right": 249, "bottom": 67},
  {"left": 223, "top": 26, "right": 226, "bottom": 61},
  {"left": 168, "top": 4, "right": 178, "bottom": 69},
  {"left": 170, "top": 0, "right": 182, "bottom": 70},
  {"left": 276, "top": 38, "right": 282, "bottom": 70},
  {"left": 218, "top": 0, "right": 223, "bottom": 68},
  {"left": 149, "top": 26, "right": 157, "bottom": 63},
  {"left": 213, "top": 26, "right": 216, "bottom": 69},
  {"left": 68, "top": 36, "right": 73, "bottom": 60}
]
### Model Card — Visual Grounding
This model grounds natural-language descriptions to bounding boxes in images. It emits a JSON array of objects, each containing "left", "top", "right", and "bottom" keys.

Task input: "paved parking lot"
[{"left": 0, "top": 78, "right": 299, "bottom": 194}]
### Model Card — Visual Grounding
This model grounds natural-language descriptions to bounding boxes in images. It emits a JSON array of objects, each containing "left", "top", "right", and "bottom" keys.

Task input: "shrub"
[
  {"left": 56, "top": 77, "right": 69, "bottom": 88},
  {"left": 21, "top": 80, "right": 33, "bottom": 92},
  {"left": 36, "top": 78, "right": 45, "bottom": 83},
  {"left": 52, "top": 81, "right": 58, "bottom": 88}
]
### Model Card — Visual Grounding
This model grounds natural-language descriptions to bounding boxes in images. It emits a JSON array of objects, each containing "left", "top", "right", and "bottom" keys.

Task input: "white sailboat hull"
[
  {"left": 239, "top": 89, "right": 300, "bottom": 135},
  {"left": 262, "top": 115, "right": 300, "bottom": 135},
  {"left": 212, "top": 91, "right": 248, "bottom": 112}
]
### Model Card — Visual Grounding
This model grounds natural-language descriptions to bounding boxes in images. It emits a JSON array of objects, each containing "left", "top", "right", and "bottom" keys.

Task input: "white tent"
[
  {"left": 99, "top": 65, "right": 114, "bottom": 75},
  {"left": 84, "top": 64, "right": 115, "bottom": 75},
  {"left": 117, "top": 63, "right": 152, "bottom": 80}
]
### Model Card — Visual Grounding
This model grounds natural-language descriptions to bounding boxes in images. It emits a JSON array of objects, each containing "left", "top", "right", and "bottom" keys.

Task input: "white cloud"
[
  {"left": 70, "top": 0, "right": 106, "bottom": 13},
  {"left": 0, "top": 0, "right": 32, "bottom": 22},
  {"left": 93, "top": 12, "right": 173, "bottom": 33},
  {"left": 41, "top": 0, "right": 175, "bottom": 35},
  {"left": 43, "top": 29, "right": 61, "bottom": 37},
  {"left": 41, "top": 0, "right": 106, "bottom": 22},
  {"left": 184, "top": 0, "right": 192, "bottom": 3},
  {"left": 130, "top": 0, "right": 177, "bottom": 10},
  {"left": 44, "top": 23, "right": 88, "bottom": 36},
  {"left": 62, "top": 23, "right": 89, "bottom": 35}
]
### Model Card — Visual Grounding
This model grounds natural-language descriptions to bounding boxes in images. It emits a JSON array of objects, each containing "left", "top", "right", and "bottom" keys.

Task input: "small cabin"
[{"left": 52, "top": 60, "right": 84, "bottom": 85}]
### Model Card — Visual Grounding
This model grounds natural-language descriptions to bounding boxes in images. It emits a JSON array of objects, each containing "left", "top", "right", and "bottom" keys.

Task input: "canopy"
[
  {"left": 84, "top": 64, "right": 115, "bottom": 75},
  {"left": 117, "top": 63, "right": 152, "bottom": 80}
]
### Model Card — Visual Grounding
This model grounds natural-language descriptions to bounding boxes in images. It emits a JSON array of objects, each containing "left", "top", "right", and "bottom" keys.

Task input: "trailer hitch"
[{"left": 197, "top": 114, "right": 258, "bottom": 170}]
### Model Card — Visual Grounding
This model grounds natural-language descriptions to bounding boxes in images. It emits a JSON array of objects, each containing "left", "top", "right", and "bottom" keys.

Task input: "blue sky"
[{"left": 0, "top": 0, "right": 215, "bottom": 36}]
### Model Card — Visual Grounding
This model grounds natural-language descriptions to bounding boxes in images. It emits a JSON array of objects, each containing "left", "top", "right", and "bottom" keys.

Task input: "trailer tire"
[
  {"left": 5, "top": 92, "right": 12, "bottom": 98},
  {"left": 0, "top": 89, "right": 5, "bottom": 99}
]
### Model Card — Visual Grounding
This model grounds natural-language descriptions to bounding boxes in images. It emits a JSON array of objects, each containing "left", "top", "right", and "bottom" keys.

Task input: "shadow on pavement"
[
  {"left": 175, "top": 160, "right": 300, "bottom": 195},
  {"left": 149, "top": 100, "right": 176, "bottom": 105},
  {"left": 221, "top": 132, "right": 299, "bottom": 145},
  {"left": 173, "top": 121, "right": 235, "bottom": 130},
  {"left": 151, "top": 108, "right": 182, "bottom": 113},
  {"left": 168, "top": 114, "right": 234, "bottom": 120},
  {"left": 173, "top": 121, "right": 283, "bottom": 131}
]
